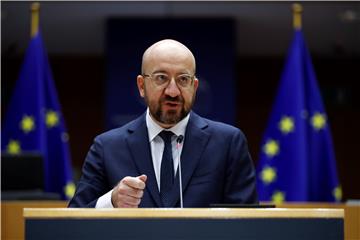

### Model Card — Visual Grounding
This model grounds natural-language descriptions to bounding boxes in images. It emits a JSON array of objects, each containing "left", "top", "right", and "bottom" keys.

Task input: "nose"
[{"left": 164, "top": 78, "right": 181, "bottom": 97}]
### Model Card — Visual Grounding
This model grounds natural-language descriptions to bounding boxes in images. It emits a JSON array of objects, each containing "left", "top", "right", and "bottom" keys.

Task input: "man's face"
[{"left": 137, "top": 46, "right": 198, "bottom": 128}]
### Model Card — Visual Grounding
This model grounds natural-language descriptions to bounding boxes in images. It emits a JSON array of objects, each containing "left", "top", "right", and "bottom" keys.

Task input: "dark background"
[
  {"left": 2, "top": 2, "right": 360, "bottom": 200},
  {"left": 105, "top": 18, "right": 236, "bottom": 129}
]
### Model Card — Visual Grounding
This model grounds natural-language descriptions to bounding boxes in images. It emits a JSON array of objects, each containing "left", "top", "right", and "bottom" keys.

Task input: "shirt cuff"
[{"left": 95, "top": 189, "right": 114, "bottom": 208}]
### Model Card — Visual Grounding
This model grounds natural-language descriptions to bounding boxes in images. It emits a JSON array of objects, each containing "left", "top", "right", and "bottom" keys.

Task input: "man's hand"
[{"left": 111, "top": 174, "right": 147, "bottom": 208}]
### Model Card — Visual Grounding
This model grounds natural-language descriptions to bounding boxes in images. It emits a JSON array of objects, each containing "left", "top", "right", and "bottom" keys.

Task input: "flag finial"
[
  {"left": 31, "top": 2, "right": 40, "bottom": 37},
  {"left": 292, "top": 3, "right": 303, "bottom": 30}
]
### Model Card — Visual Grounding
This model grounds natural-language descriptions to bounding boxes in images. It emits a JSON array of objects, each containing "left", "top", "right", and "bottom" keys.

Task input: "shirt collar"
[{"left": 146, "top": 108, "right": 190, "bottom": 142}]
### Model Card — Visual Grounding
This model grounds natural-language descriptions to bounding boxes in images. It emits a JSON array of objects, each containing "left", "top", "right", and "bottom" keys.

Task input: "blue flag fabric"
[
  {"left": 256, "top": 30, "right": 341, "bottom": 203},
  {"left": 1, "top": 32, "right": 75, "bottom": 200}
]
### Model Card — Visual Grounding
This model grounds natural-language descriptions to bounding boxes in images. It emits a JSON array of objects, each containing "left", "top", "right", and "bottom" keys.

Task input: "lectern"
[{"left": 24, "top": 208, "right": 343, "bottom": 240}]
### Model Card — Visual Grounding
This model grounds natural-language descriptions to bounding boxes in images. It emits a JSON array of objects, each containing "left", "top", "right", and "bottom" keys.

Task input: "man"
[{"left": 69, "top": 39, "right": 257, "bottom": 208}]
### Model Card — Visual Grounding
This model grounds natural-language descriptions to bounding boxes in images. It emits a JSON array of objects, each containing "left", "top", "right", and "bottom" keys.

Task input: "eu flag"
[
  {"left": 1, "top": 31, "right": 75, "bottom": 200},
  {"left": 256, "top": 29, "right": 341, "bottom": 203}
]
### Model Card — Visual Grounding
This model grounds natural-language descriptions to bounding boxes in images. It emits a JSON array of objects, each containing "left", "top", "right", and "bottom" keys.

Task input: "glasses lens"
[
  {"left": 153, "top": 73, "right": 169, "bottom": 86},
  {"left": 147, "top": 73, "right": 193, "bottom": 88},
  {"left": 176, "top": 75, "right": 192, "bottom": 87}
]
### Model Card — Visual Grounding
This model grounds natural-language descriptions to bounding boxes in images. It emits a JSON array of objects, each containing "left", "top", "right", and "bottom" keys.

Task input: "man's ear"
[
  {"left": 193, "top": 77, "right": 199, "bottom": 92},
  {"left": 137, "top": 75, "right": 145, "bottom": 98}
]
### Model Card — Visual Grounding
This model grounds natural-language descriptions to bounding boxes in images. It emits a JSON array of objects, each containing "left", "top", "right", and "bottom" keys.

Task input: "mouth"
[{"left": 163, "top": 101, "right": 181, "bottom": 109}]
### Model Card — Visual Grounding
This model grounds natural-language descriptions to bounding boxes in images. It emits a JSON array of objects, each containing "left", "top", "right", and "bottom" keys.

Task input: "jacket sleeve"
[
  {"left": 224, "top": 129, "right": 258, "bottom": 204},
  {"left": 68, "top": 136, "right": 110, "bottom": 207}
]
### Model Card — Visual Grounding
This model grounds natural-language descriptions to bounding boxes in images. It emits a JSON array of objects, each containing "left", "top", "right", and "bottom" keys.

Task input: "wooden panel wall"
[
  {"left": 1, "top": 201, "right": 68, "bottom": 240},
  {"left": 1, "top": 201, "right": 358, "bottom": 240}
]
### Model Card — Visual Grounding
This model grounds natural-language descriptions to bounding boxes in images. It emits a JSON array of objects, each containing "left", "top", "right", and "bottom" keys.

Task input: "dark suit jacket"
[{"left": 68, "top": 111, "right": 258, "bottom": 207}]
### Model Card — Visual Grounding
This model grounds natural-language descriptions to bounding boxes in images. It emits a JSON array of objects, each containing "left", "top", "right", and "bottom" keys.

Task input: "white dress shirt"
[{"left": 95, "top": 108, "right": 189, "bottom": 208}]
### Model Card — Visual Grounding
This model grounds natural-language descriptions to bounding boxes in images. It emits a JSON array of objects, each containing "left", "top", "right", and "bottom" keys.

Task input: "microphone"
[
  {"left": 176, "top": 135, "right": 184, "bottom": 208},
  {"left": 177, "top": 135, "right": 184, "bottom": 144}
]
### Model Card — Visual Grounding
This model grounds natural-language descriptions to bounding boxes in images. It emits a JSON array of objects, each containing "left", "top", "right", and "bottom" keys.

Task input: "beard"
[{"left": 145, "top": 94, "right": 194, "bottom": 125}]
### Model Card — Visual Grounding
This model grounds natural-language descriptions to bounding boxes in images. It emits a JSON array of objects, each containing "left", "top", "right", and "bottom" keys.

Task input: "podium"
[{"left": 24, "top": 208, "right": 344, "bottom": 240}]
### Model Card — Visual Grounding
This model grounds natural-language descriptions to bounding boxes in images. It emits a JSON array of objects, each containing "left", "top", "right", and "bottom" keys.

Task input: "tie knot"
[{"left": 159, "top": 130, "right": 174, "bottom": 143}]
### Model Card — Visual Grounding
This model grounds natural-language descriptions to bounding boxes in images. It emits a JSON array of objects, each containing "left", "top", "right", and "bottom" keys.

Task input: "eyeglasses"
[{"left": 142, "top": 73, "right": 195, "bottom": 89}]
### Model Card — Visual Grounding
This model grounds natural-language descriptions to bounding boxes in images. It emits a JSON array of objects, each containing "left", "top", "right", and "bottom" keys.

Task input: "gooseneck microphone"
[{"left": 176, "top": 135, "right": 184, "bottom": 208}]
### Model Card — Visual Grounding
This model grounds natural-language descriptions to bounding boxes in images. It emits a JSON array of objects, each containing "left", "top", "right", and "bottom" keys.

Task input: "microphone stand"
[{"left": 177, "top": 135, "right": 184, "bottom": 208}]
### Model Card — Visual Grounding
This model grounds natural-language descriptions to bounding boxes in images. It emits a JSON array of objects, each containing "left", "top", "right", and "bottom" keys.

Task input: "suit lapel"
[
  {"left": 126, "top": 112, "right": 210, "bottom": 208},
  {"left": 167, "top": 112, "right": 210, "bottom": 207},
  {"left": 126, "top": 114, "right": 162, "bottom": 207}
]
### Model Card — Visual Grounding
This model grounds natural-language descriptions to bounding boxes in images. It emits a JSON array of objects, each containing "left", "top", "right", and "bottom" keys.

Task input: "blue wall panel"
[{"left": 106, "top": 18, "right": 236, "bottom": 129}]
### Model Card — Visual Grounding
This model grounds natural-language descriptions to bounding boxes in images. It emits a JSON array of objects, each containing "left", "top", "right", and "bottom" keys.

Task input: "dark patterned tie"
[{"left": 159, "top": 130, "right": 174, "bottom": 207}]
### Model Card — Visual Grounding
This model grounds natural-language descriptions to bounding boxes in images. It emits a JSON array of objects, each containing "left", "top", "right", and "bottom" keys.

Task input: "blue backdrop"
[{"left": 106, "top": 18, "right": 236, "bottom": 129}]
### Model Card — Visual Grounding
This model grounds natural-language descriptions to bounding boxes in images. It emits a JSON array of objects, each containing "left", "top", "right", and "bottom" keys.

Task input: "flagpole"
[
  {"left": 31, "top": 2, "right": 40, "bottom": 37},
  {"left": 292, "top": 3, "right": 303, "bottom": 30}
]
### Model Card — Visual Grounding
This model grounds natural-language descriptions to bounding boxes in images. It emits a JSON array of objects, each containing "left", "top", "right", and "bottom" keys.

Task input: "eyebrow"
[
  {"left": 151, "top": 70, "right": 192, "bottom": 75},
  {"left": 151, "top": 70, "right": 168, "bottom": 74}
]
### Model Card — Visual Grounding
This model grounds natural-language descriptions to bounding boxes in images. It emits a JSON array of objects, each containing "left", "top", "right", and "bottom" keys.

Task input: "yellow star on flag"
[
  {"left": 333, "top": 186, "right": 342, "bottom": 201},
  {"left": 272, "top": 191, "right": 285, "bottom": 204},
  {"left": 7, "top": 140, "right": 21, "bottom": 155},
  {"left": 278, "top": 116, "right": 294, "bottom": 134},
  {"left": 46, "top": 110, "right": 59, "bottom": 128},
  {"left": 260, "top": 166, "right": 277, "bottom": 184},
  {"left": 20, "top": 115, "right": 35, "bottom": 133},
  {"left": 64, "top": 182, "right": 76, "bottom": 199},
  {"left": 311, "top": 112, "right": 326, "bottom": 130},
  {"left": 263, "top": 139, "right": 279, "bottom": 157}
]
